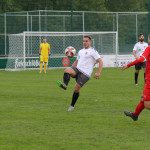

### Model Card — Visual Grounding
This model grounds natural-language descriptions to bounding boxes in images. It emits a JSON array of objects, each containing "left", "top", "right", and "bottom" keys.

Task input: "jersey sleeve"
[
  {"left": 141, "top": 46, "right": 150, "bottom": 60},
  {"left": 48, "top": 44, "right": 50, "bottom": 49},
  {"left": 76, "top": 52, "right": 80, "bottom": 60},
  {"left": 92, "top": 50, "right": 101, "bottom": 60}
]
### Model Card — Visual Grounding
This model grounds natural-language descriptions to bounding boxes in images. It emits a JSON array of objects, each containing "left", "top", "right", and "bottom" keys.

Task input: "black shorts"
[
  {"left": 71, "top": 66, "right": 89, "bottom": 87},
  {"left": 135, "top": 61, "right": 146, "bottom": 70}
]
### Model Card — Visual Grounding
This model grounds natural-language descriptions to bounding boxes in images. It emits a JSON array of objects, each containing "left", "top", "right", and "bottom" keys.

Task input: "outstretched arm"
[
  {"left": 94, "top": 58, "right": 103, "bottom": 79},
  {"left": 121, "top": 56, "right": 145, "bottom": 72}
]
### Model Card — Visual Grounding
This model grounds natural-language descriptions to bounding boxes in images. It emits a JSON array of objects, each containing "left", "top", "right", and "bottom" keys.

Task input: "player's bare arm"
[
  {"left": 121, "top": 56, "right": 145, "bottom": 72},
  {"left": 72, "top": 60, "right": 78, "bottom": 67},
  {"left": 39, "top": 48, "right": 42, "bottom": 54},
  {"left": 133, "top": 50, "right": 138, "bottom": 59},
  {"left": 94, "top": 58, "right": 103, "bottom": 79}
]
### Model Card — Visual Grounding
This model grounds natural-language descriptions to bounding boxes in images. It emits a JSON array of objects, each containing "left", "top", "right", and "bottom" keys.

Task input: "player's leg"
[
  {"left": 135, "top": 65, "right": 140, "bottom": 85},
  {"left": 124, "top": 86, "right": 148, "bottom": 121},
  {"left": 124, "top": 95, "right": 144, "bottom": 121},
  {"left": 143, "top": 87, "right": 150, "bottom": 109},
  {"left": 68, "top": 72, "right": 89, "bottom": 111},
  {"left": 63, "top": 67, "right": 77, "bottom": 85},
  {"left": 57, "top": 67, "right": 77, "bottom": 90},
  {"left": 44, "top": 56, "right": 48, "bottom": 73},
  {"left": 68, "top": 83, "right": 81, "bottom": 111},
  {"left": 144, "top": 101, "right": 150, "bottom": 109},
  {"left": 142, "top": 62, "right": 146, "bottom": 82},
  {"left": 44, "top": 62, "right": 47, "bottom": 73},
  {"left": 40, "top": 55, "right": 44, "bottom": 73}
]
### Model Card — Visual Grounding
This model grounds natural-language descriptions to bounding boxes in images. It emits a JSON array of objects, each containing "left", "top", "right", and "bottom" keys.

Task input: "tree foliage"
[{"left": 0, "top": 0, "right": 148, "bottom": 13}]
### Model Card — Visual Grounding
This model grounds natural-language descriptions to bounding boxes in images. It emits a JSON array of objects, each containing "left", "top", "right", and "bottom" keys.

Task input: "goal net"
[{"left": 6, "top": 31, "right": 118, "bottom": 70}]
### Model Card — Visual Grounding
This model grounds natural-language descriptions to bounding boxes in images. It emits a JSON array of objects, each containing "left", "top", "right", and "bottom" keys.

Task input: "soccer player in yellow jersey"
[{"left": 39, "top": 38, "right": 51, "bottom": 73}]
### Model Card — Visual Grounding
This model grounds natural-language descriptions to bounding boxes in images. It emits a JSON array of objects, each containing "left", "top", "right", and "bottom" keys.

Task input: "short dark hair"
[
  {"left": 138, "top": 33, "right": 144, "bottom": 37},
  {"left": 84, "top": 36, "right": 92, "bottom": 41}
]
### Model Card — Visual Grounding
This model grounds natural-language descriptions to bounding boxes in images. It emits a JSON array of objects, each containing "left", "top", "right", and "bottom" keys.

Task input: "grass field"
[{"left": 0, "top": 67, "right": 149, "bottom": 150}]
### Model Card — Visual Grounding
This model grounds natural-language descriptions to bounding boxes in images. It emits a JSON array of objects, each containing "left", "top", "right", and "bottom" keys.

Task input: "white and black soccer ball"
[{"left": 65, "top": 46, "right": 76, "bottom": 58}]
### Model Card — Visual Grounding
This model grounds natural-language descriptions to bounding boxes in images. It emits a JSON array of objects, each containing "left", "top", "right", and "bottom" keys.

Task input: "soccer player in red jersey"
[{"left": 121, "top": 45, "right": 150, "bottom": 121}]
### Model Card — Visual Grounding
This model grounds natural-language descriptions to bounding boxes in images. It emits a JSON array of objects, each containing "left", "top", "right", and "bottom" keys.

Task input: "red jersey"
[{"left": 127, "top": 46, "right": 150, "bottom": 82}]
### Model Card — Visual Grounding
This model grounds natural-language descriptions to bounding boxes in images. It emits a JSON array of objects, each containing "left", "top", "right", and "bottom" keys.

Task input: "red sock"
[{"left": 133, "top": 101, "right": 145, "bottom": 116}]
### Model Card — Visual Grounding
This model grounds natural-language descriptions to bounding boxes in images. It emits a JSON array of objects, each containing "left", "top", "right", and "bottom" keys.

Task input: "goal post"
[{"left": 5, "top": 31, "right": 118, "bottom": 70}]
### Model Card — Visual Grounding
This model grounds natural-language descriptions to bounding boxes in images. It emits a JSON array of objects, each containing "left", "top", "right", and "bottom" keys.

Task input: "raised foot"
[
  {"left": 57, "top": 80, "right": 67, "bottom": 90},
  {"left": 124, "top": 110, "right": 138, "bottom": 121}
]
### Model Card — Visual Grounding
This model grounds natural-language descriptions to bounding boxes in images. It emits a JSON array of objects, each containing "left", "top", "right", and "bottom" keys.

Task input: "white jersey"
[
  {"left": 76, "top": 47, "right": 101, "bottom": 77},
  {"left": 133, "top": 42, "right": 148, "bottom": 58}
]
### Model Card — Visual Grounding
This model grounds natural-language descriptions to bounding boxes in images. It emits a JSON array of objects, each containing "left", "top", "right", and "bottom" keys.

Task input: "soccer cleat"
[
  {"left": 57, "top": 80, "right": 67, "bottom": 90},
  {"left": 124, "top": 110, "right": 138, "bottom": 121},
  {"left": 44, "top": 71, "right": 46, "bottom": 73},
  {"left": 135, "top": 83, "right": 138, "bottom": 86},
  {"left": 39, "top": 71, "right": 42, "bottom": 73},
  {"left": 68, "top": 105, "right": 74, "bottom": 111}
]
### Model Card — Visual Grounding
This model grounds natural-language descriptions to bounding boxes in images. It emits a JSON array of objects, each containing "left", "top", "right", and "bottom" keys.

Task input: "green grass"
[{"left": 0, "top": 67, "right": 149, "bottom": 150}]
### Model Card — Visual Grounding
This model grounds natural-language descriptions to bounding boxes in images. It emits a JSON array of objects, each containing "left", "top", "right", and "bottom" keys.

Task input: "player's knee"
[
  {"left": 144, "top": 102, "right": 150, "bottom": 109},
  {"left": 64, "top": 67, "right": 76, "bottom": 77},
  {"left": 74, "top": 85, "right": 79, "bottom": 93},
  {"left": 145, "top": 106, "right": 150, "bottom": 110},
  {"left": 64, "top": 68, "right": 71, "bottom": 73},
  {"left": 74, "top": 84, "right": 81, "bottom": 93},
  {"left": 74, "top": 88, "right": 79, "bottom": 93}
]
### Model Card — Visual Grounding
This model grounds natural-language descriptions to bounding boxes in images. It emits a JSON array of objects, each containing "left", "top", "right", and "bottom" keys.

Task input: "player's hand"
[
  {"left": 94, "top": 72, "right": 100, "bottom": 79},
  {"left": 135, "top": 56, "right": 138, "bottom": 59},
  {"left": 121, "top": 65, "right": 128, "bottom": 72},
  {"left": 39, "top": 53, "right": 41, "bottom": 59}
]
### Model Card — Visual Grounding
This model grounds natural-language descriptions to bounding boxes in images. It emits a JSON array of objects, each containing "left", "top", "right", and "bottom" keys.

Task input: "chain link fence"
[{"left": 0, "top": 10, "right": 149, "bottom": 57}]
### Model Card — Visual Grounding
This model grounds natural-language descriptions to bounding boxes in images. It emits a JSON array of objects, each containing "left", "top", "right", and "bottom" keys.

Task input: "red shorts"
[{"left": 143, "top": 85, "right": 150, "bottom": 101}]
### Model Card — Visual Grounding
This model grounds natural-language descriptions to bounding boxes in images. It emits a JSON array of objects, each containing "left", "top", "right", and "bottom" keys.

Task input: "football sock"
[
  {"left": 44, "top": 63, "right": 47, "bottom": 72},
  {"left": 135, "top": 72, "right": 139, "bottom": 84},
  {"left": 71, "top": 92, "right": 79, "bottom": 107},
  {"left": 133, "top": 100, "right": 145, "bottom": 116},
  {"left": 40, "top": 63, "right": 43, "bottom": 71},
  {"left": 144, "top": 73, "right": 146, "bottom": 82},
  {"left": 63, "top": 73, "right": 70, "bottom": 85}
]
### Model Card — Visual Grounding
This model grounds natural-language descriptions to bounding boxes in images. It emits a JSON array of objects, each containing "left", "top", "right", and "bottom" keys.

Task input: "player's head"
[
  {"left": 43, "top": 38, "right": 47, "bottom": 43},
  {"left": 138, "top": 34, "right": 144, "bottom": 42},
  {"left": 83, "top": 36, "right": 92, "bottom": 49}
]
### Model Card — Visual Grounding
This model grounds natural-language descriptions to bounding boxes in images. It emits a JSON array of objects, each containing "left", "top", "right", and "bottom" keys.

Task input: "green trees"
[
  {"left": 105, "top": 0, "right": 148, "bottom": 12},
  {"left": 0, "top": 0, "right": 148, "bottom": 13}
]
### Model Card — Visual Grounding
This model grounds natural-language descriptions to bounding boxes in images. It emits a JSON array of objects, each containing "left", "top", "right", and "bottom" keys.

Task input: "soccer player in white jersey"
[
  {"left": 57, "top": 36, "right": 103, "bottom": 111},
  {"left": 133, "top": 34, "right": 148, "bottom": 85}
]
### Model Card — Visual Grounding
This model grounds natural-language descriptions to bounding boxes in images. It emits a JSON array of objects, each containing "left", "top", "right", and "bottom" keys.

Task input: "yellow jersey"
[{"left": 40, "top": 43, "right": 50, "bottom": 56}]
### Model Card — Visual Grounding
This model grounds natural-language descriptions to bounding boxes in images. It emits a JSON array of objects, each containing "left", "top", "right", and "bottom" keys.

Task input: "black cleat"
[
  {"left": 124, "top": 110, "right": 138, "bottom": 121},
  {"left": 57, "top": 80, "right": 67, "bottom": 90}
]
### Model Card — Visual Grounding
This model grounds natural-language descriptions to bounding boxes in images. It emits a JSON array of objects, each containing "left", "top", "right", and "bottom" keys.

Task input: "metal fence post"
[
  {"left": 4, "top": 13, "right": 6, "bottom": 56},
  {"left": 82, "top": 11, "right": 85, "bottom": 32}
]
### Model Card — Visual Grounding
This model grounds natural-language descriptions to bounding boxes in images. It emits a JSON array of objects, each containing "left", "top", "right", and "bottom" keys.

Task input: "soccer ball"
[{"left": 65, "top": 46, "right": 76, "bottom": 58}]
